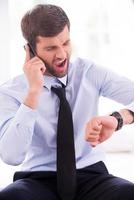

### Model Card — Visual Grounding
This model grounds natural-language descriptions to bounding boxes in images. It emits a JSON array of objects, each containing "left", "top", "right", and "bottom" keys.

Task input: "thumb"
[
  {"left": 24, "top": 44, "right": 31, "bottom": 63},
  {"left": 94, "top": 120, "right": 102, "bottom": 131}
]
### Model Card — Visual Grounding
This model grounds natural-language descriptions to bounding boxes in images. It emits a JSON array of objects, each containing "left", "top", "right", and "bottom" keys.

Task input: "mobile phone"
[
  {"left": 27, "top": 43, "right": 37, "bottom": 59},
  {"left": 27, "top": 43, "right": 50, "bottom": 74}
]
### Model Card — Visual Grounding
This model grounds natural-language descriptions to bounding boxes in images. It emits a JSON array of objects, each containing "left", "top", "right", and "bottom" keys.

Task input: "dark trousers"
[{"left": 0, "top": 161, "right": 134, "bottom": 200}]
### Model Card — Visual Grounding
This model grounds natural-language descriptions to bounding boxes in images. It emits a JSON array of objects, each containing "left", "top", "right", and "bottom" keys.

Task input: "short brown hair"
[{"left": 21, "top": 4, "right": 70, "bottom": 48}]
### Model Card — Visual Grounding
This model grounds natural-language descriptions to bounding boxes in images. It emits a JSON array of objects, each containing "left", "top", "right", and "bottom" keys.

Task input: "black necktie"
[{"left": 51, "top": 85, "right": 76, "bottom": 200}]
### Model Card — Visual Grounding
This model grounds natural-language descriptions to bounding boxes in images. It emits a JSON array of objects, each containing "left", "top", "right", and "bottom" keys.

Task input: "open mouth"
[{"left": 55, "top": 59, "right": 67, "bottom": 68}]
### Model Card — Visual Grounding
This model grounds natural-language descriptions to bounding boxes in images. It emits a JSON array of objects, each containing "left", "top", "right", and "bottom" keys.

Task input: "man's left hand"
[{"left": 85, "top": 116, "right": 118, "bottom": 147}]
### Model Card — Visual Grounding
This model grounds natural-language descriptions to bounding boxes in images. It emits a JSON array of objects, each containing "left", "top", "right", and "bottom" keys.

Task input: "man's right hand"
[{"left": 23, "top": 44, "right": 46, "bottom": 109}]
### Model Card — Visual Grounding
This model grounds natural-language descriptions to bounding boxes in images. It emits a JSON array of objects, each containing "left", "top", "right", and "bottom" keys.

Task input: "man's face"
[{"left": 36, "top": 26, "right": 71, "bottom": 78}]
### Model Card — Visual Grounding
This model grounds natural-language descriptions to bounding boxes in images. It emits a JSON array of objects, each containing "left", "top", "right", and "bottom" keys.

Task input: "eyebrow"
[{"left": 44, "top": 39, "right": 70, "bottom": 50}]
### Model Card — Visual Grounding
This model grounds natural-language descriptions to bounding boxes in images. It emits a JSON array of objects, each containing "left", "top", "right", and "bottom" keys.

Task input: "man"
[{"left": 0, "top": 3, "right": 134, "bottom": 200}]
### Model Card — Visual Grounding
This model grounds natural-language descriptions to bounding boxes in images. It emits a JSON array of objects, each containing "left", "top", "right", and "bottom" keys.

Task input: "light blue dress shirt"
[{"left": 0, "top": 57, "right": 134, "bottom": 171}]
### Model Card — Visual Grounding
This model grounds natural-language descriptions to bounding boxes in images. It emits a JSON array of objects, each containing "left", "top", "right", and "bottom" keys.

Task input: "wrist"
[
  {"left": 24, "top": 89, "right": 41, "bottom": 109},
  {"left": 119, "top": 109, "right": 134, "bottom": 125},
  {"left": 110, "top": 111, "right": 123, "bottom": 131}
]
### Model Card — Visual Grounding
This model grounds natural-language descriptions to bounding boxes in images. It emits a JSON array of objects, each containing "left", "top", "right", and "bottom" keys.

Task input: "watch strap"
[{"left": 110, "top": 111, "right": 123, "bottom": 131}]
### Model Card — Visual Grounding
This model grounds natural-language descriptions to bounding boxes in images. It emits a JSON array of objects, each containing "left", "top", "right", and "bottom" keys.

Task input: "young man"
[{"left": 0, "top": 4, "right": 134, "bottom": 200}]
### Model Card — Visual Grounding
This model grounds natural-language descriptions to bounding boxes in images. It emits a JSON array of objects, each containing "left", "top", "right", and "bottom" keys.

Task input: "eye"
[
  {"left": 63, "top": 40, "right": 70, "bottom": 46},
  {"left": 44, "top": 46, "right": 57, "bottom": 51},
  {"left": 45, "top": 47, "right": 54, "bottom": 51}
]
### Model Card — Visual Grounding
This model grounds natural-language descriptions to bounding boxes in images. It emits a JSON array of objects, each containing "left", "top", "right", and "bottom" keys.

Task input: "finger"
[
  {"left": 25, "top": 57, "right": 45, "bottom": 69},
  {"left": 24, "top": 44, "right": 31, "bottom": 63},
  {"left": 85, "top": 135, "right": 100, "bottom": 142},
  {"left": 85, "top": 127, "right": 100, "bottom": 137},
  {"left": 28, "top": 61, "right": 46, "bottom": 75},
  {"left": 33, "top": 62, "right": 46, "bottom": 74},
  {"left": 90, "top": 141, "right": 100, "bottom": 147},
  {"left": 93, "top": 123, "right": 102, "bottom": 131},
  {"left": 85, "top": 132, "right": 99, "bottom": 141},
  {"left": 86, "top": 120, "right": 102, "bottom": 132},
  {"left": 41, "top": 66, "right": 46, "bottom": 75},
  {"left": 90, "top": 129, "right": 100, "bottom": 135},
  {"left": 29, "top": 59, "right": 44, "bottom": 65},
  {"left": 86, "top": 133, "right": 100, "bottom": 139}
]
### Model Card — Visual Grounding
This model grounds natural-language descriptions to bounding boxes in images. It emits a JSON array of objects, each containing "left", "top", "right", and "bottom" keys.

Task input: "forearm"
[
  {"left": 119, "top": 109, "right": 134, "bottom": 125},
  {"left": 0, "top": 104, "right": 36, "bottom": 165},
  {"left": 24, "top": 89, "right": 41, "bottom": 109}
]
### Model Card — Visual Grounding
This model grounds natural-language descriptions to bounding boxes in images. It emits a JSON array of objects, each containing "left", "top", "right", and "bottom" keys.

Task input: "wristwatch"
[{"left": 110, "top": 111, "right": 123, "bottom": 131}]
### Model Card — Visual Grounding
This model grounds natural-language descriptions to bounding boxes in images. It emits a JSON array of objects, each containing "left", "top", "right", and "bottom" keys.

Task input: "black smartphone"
[
  {"left": 27, "top": 43, "right": 50, "bottom": 74},
  {"left": 27, "top": 43, "right": 36, "bottom": 59}
]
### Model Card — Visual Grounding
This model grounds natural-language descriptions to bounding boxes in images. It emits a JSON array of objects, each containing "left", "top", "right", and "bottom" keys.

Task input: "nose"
[{"left": 55, "top": 47, "right": 66, "bottom": 59}]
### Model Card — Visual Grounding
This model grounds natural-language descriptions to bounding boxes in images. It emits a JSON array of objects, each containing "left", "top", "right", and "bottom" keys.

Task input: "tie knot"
[{"left": 51, "top": 86, "right": 66, "bottom": 100}]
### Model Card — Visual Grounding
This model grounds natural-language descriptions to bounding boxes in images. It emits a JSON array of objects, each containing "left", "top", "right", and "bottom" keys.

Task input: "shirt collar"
[
  {"left": 43, "top": 74, "right": 67, "bottom": 90},
  {"left": 58, "top": 75, "right": 67, "bottom": 86}
]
